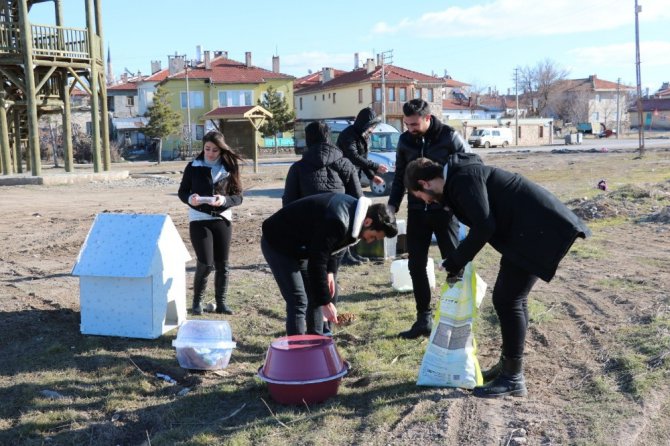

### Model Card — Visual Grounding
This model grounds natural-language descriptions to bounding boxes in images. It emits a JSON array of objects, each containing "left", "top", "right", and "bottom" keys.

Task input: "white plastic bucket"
[{"left": 391, "top": 258, "right": 435, "bottom": 292}]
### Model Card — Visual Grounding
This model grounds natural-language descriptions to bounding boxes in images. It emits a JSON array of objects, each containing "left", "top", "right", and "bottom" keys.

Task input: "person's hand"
[
  {"left": 322, "top": 302, "right": 338, "bottom": 323},
  {"left": 189, "top": 194, "right": 200, "bottom": 206},
  {"left": 212, "top": 195, "right": 226, "bottom": 207},
  {"left": 446, "top": 270, "right": 464, "bottom": 285},
  {"left": 372, "top": 175, "right": 384, "bottom": 185},
  {"left": 377, "top": 164, "right": 389, "bottom": 174},
  {"left": 327, "top": 273, "right": 335, "bottom": 298}
]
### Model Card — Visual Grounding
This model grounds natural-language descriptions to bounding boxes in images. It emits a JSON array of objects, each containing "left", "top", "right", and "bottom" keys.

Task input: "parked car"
[
  {"left": 467, "top": 127, "right": 513, "bottom": 148},
  {"left": 360, "top": 123, "right": 400, "bottom": 196}
]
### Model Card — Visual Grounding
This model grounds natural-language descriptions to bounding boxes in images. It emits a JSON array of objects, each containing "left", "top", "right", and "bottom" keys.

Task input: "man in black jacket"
[
  {"left": 388, "top": 99, "right": 470, "bottom": 339},
  {"left": 337, "top": 107, "right": 389, "bottom": 265},
  {"left": 404, "top": 155, "right": 590, "bottom": 398},
  {"left": 261, "top": 193, "right": 398, "bottom": 336}
]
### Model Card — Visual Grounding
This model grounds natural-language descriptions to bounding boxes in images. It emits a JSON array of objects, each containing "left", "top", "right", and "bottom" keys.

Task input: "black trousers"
[
  {"left": 261, "top": 237, "right": 326, "bottom": 336},
  {"left": 492, "top": 257, "right": 539, "bottom": 361},
  {"left": 406, "top": 208, "right": 459, "bottom": 313},
  {"left": 189, "top": 218, "right": 232, "bottom": 266}
]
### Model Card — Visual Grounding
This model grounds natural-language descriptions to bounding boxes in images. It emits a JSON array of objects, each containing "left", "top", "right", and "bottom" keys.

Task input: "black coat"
[
  {"left": 389, "top": 115, "right": 469, "bottom": 211},
  {"left": 336, "top": 108, "right": 381, "bottom": 180},
  {"left": 282, "top": 142, "right": 362, "bottom": 206},
  {"left": 262, "top": 193, "right": 363, "bottom": 305},
  {"left": 441, "top": 153, "right": 590, "bottom": 282},
  {"left": 177, "top": 155, "right": 243, "bottom": 216}
]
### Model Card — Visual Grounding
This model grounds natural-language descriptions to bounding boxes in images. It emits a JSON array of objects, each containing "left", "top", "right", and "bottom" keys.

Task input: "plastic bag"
[{"left": 416, "top": 262, "right": 487, "bottom": 389}]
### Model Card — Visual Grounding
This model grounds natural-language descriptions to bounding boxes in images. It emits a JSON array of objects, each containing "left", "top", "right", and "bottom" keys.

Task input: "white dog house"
[{"left": 72, "top": 213, "right": 191, "bottom": 339}]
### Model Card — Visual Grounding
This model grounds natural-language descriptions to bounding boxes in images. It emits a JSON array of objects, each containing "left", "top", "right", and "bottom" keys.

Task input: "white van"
[{"left": 467, "top": 127, "right": 513, "bottom": 148}]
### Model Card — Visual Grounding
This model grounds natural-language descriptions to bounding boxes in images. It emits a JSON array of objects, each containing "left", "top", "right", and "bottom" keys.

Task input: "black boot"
[
  {"left": 192, "top": 261, "right": 212, "bottom": 315},
  {"left": 214, "top": 261, "right": 233, "bottom": 315},
  {"left": 473, "top": 357, "right": 527, "bottom": 398},
  {"left": 398, "top": 311, "right": 433, "bottom": 339},
  {"left": 481, "top": 355, "right": 503, "bottom": 383}
]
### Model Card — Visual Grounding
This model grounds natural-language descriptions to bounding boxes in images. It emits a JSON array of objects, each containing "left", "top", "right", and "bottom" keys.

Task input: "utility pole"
[
  {"left": 182, "top": 56, "right": 193, "bottom": 157},
  {"left": 634, "top": 0, "right": 645, "bottom": 156},
  {"left": 380, "top": 49, "right": 393, "bottom": 124},
  {"left": 616, "top": 78, "right": 621, "bottom": 139},
  {"left": 514, "top": 67, "right": 519, "bottom": 146}
]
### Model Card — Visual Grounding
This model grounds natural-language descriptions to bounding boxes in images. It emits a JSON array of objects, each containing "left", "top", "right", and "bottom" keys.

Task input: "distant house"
[
  {"left": 442, "top": 98, "right": 488, "bottom": 120},
  {"left": 552, "top": 75, "right": 634, "bottom": 133},
  {"left": 628, "top": 98, "right": 670, "bottom": 130},
  {"left": 293, "top": 55, "right": 447, "bottom": 132},
  {"left": 157, "top": 51, "right": 295, "bottom": 158},
  {"left": 107, "top": 76, "right": 148, "bottom": 149}
]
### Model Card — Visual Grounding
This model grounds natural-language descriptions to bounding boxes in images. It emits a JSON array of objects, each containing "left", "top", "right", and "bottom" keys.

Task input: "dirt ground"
[{"left": 1, "top": 147, "right": 670, "bottom": 445}]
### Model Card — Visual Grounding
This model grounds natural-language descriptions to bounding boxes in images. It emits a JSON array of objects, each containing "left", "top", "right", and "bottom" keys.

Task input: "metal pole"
[
  {"left": 381, "top": 58, "right": 386, "bottom": 124},
  {"left": 515, "top": 67, "right": 519, "bottom": 146},
  {"left": 634, "top": 0, "right": 645, "bottom": 156},
  {"left": 616, "top": 78, "right": 621, "bottom": 139},
  {"left": 185, "top": 60, "right": 192, "bottom": 156}
]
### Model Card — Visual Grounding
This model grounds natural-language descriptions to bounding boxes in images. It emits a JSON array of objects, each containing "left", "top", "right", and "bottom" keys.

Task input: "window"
[
  {"left": 358, "top": 89, "right": 363, "bottom": 103},
  {"left": 387, "top": 87, "right": 395, "bottom": 102},
  {"left": 538, "top": 126, "right": 544, "bottom": 138},
  {"left": 181, "top": 91, "right": 204, "bottom": 108},
  {"left": 333, "top": 92, "right": 336, "bottom": 104},
  {"left": 107, "top": 97, "right": 115, "bottom": 112},
  {"left": 218, "top": 90, "right": 252, "bottom": 107},
  {"left": 427, "top": 88, "right": 434, "bottom": 102},
  {"left": 591, "top": 112, "right": 599, "bottom": 121},
  {"left": 126, "top": 96, "right": 134, "bottom": 106},
  {"left": 374, "top": 87, "right": 382, "bottom": 101},
  {"left": 595, "top": 94, "right": 600, "bottom": 102},
  {"left": 322, "top": 94, "right": 325, "bottom": 101},
  {"left": 517, "top": 126, "right": 522, "bottom": 138},
  {"left": 414, "top": 88, "right": 422, "bottom": 99},
  {"left": 399, "top": 87, "right": 407, "bottom": 102},
  {"left": 299, "top": 97, "right": 303, "bottom": 110}
]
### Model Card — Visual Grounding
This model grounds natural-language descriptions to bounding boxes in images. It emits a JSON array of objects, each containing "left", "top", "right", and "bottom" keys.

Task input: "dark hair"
[
  {"left": 404, "top": 158, "right": 444, "bottom": 192},
  {"left": 365, "top": 203, "right": 398, "bottom": 238},
  {"left": 402, "top": 98, "right": 431, "bottom": 117},
  {"left": 305, "top": 121, "right": 330, "bottom": 146},
  {"left": 201, "top": 130, "right": 244, "bottom": 196}
]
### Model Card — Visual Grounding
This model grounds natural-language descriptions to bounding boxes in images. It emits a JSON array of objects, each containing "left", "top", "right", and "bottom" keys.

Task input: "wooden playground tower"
[{"left": 0, "top": 0, "right": 110, "bottom": 176}]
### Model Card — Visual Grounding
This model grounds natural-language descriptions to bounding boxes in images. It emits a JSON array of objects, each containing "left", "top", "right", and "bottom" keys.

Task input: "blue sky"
[{"left": 31, "top": 0, "right": 669, "bottom": 94}]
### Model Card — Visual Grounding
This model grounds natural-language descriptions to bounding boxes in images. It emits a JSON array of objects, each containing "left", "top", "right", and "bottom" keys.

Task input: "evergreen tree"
[
  {"left": 257, "top": 85, "right": 295, "bottom": 153},
  {"left": 144, "top": 86, "right": 182, "bottom": 163}
]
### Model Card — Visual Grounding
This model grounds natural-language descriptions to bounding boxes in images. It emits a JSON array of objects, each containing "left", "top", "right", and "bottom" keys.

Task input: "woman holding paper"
[{"left": 178, "top": 130, "right": 244, "bottom": 315}]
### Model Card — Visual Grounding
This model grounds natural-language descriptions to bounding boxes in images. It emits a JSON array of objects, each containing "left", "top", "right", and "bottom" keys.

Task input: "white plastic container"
[
  {"left": 172, "top": 320, "right": 236, "bottom": 370},
  {"left": 391, "top": 258, "right": 436, "bottom": 292}
]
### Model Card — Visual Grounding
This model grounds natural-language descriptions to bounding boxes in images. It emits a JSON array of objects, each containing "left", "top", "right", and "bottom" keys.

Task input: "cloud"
[
  {"left": 568, "top": 41, "right": 670, "bottom": 69},
  {"left": 371, "top": 0, "right": 670, "bottom": 39},
  {"left": 280, "top": 51, "right": 374, "bottom": 76}
]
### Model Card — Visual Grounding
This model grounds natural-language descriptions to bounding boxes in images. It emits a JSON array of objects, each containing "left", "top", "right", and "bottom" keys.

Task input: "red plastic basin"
[
  {"left": 258, "top": 335, "right": 349, "bottom": 405},
  {"left": 260, "top": 335, "right": 347, "bottom": 382}
]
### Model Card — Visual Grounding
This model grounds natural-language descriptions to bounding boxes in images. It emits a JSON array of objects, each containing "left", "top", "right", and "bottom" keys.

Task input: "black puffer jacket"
[
  {"left": 388, "top": 115, "right": 469, "bottom": 211},
  {"left": 263, "top": 193, "right": 363, "bottom": 305},
  {"left": 282, "top": 142, "right": 362, "bottom": 206},
  {"left": 441, "top": 152, "right": 590, "bottom": 282},
  {"left": 177, "top": 155, "right": 243, "bottom": 216},
  {"left": 336, "top": 107, "right": 381, "bottom": 180}
]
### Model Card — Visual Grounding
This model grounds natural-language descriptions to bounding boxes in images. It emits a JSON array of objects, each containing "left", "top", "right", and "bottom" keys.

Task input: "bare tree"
[{"left": 516, "top": 59, "right": 569, "bottom": 117}]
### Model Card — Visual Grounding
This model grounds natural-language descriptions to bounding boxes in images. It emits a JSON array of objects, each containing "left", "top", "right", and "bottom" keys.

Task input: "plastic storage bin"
[
  {"left": 391, "top": 258, "right": 435, "bottom": 292},
  {"left": 172, "top": 320, "right": 236, "bottom": 370}
]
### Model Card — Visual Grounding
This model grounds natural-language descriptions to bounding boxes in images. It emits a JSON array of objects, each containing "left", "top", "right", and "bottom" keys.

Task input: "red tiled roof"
[
  {"left": 296, "top": 64, "right": 444, "bottom": 94},
  {"left": 167, "top": 56, "right": 294, "bottom": 84},
  {"left": 294, "top": 69, "right": 348, "bottom": 91},
  {"left": 70, "top": 87, "right": 88, "bottom": 96},
  {"left": 442, "top": 98, "right": 485, "bottom": 111},
  {"left": 628, "top": 98, "right": 670, "bottom": 112},
  {"left": 444, "top": 77, "right": 470, "bottom": 88},
  {"left": 557, "top": 75, "right": 634, "bottom": 92},
  {"left": 145, "top": 69, "right": 170, "bottom": 82},
  {"left": 107, "top": 80, "right": 140, "bottom": 91}
]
